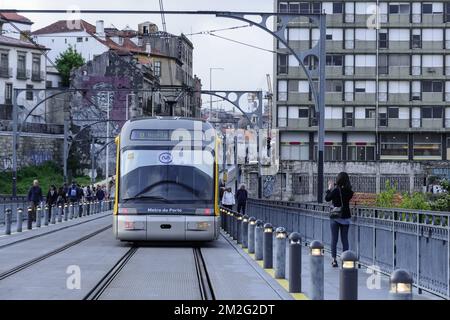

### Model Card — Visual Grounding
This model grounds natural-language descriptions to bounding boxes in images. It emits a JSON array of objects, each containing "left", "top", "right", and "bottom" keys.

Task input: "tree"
[{"left": 55, "top": 46, "right": 85, "bottom": 87}]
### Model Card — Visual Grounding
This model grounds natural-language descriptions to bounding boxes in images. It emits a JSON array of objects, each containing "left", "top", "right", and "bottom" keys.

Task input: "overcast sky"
[{"left": 2, "top": 0, "right": 275, "bottom": 110}]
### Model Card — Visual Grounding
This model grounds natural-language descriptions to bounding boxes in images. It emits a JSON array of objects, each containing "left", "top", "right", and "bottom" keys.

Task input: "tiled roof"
[
  {"left": 0, "top": 35, "right": 47, "bottom": 50},
  {"left": 32, "top": 20, "right": 96, "bottom": 35},
  {"left": 0, "top": 12, "right": 33, "bottom": 25}
]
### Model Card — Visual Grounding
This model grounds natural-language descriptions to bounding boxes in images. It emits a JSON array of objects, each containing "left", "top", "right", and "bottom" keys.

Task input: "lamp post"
[
  {"left": 209, "top": 67, "right": 224, "bottom": 120},
  {"left": 389, "top": 269, "right": 413, "bottom": 300},
  {"left": 104, "top": 91, "right": 112, "bottom": 186},
  {"left": 339, "top": 250, "right": 358, "bottom": 300}
]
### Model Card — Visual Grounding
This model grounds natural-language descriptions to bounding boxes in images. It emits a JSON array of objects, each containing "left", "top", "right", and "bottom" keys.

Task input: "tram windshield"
[{"left": 119, "top": 148, "right": 214, "bottom": 204}]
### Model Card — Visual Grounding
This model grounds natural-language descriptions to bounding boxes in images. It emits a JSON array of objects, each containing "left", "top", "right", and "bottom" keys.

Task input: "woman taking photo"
[{"left": 325, "top": 172, "right": 354, "bottom": 267}]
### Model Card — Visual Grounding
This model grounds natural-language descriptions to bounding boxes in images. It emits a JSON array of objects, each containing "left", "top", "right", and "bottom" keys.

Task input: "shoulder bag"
[{"left": 330, "top": 187, "right": 344, "bottom": 219}]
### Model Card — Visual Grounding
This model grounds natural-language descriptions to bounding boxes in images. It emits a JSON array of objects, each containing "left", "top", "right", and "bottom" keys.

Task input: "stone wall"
[
  {"left": 0, "top": 132, "right": 63, "bottom": 171},
  {"left": 241, "top": 160, "right": 447, "bottom": 202}
]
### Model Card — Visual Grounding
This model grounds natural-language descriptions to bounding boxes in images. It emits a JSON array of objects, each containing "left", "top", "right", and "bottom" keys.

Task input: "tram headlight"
[{"left": 196, "top": 222, "right": 210, "bottom": 230}]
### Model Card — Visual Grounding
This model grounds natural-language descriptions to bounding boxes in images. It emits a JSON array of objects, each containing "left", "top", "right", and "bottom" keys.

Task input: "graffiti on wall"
[{"left": 263, "top": 175, "right": 276, "bottom": 198}]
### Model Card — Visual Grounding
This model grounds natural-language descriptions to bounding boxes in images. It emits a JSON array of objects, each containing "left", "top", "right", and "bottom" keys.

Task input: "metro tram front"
[{"left": 113, "top": 117, "right": 221, "bottom": 242}]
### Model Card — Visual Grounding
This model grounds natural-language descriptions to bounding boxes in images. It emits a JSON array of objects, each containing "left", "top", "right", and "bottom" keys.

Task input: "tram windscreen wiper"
[{"left": 123, "top": 195, "right": 169, "bottom": 202}]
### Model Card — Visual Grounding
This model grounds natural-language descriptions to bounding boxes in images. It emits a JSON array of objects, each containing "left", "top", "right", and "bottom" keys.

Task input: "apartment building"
[{"left": 265, "top": 1, "right": 450, "bottom": 200}]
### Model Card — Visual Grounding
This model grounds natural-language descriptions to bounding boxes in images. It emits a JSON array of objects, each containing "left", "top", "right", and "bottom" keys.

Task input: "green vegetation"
[
  {"left": 0, "top": 162, "right": 93, "bottom": 196},
  {"left": 55, "top": 46, "right": 85, "bottom": 87},
  {"left": 375, "top": 179, "right": 449, "bottom": 212}
]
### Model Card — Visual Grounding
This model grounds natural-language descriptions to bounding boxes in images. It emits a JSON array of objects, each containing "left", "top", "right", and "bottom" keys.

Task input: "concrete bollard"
[
  {"left": 64, "top": 204, "right": 69, "bottom": 221},
  {"left": 16, "top": 208, "right": 23, "bottom": 232},
  {"left": 289, "top": 232, "right": 302, "bottom": 293},
  {"left": 50, "top": 205, "right": 56, "bottom": 224},
  {"left": 248, "top": 217, "right": 256, "bottom": 254},
  {"left": 339, "top": 250, "right": 358, "bottom": 300},
  {"left": 263, "top": 223, "right": 274, "bottom": 269},
  {"left": 27, "top": 207, "right": 33, "bottom": 230},
  {"left": 236, "top": 213, "right": 243, "bottom": 244},
  {"left": 87, "top": 202, "right": 91, "bottom": 216},
  {"left": 389, "top": 269, "right": 413, "bottom": 300},
  {"left": 275, "top": 227, "right": 287, "bottom": 279},
  {"left": 69, "top": 203, "right": 74, "bottom": 219},
  {"left": 221, "top": 208, "right": 226, "bottom": 230},
  {"left": 229, "top": 211, "right": 235, "bottom": 239},
  {"left": 58, "top": 205, "right": 63, "bottom": 223},
  {"left": 44, "top": 205, "right": 49, "bottom": 226},
  {"left": 241, "top": 215, "right": 249, "bottom": 248},
  {"left": 309, "top": 240, "right": 325, "bottom": 300},
  {"left": 5, "top": 208, "right": 12, "bottom": 235},
  {"left": 82, "top": 202, "right": 87, "bottom": 217},
  {"left": 36, "top": 206, "right": 42, "bottom": 228},
  {"left": 254, "top": 220, "right": 264, "bottom": 260}
]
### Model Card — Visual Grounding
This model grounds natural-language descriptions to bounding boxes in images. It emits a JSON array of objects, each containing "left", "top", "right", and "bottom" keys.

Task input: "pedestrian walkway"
[{"left": 222, "top": 231, "right": 442, "bottom": 300}]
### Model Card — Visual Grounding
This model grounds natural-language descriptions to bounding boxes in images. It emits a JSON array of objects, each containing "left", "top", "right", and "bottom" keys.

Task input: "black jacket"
[
  {"left": 325, "top": 186, "right": 354, "bottom": 219},
  {"left": 46, "top": 190, "right": 58, "bottom": 205},
  {"left": 28, "top": 186, "right": 43, "bottom": 203},
  {"left": 236, "top": 189, "right": 248, "bottom": 204}
]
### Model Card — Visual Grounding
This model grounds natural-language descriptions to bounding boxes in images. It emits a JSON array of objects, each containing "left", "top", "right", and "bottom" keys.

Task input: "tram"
[{"left": 113, "top": 117, "right": 221, "bottom": 241}]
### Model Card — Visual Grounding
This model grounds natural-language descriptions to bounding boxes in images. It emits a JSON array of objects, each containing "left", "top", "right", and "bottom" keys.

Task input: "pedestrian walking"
[
  {"left": 221, "top": 187, "right": 235, "bottom": 210},
  {"left": 236, "top": 184, "right": 248, "bottom": 215},
  {"left": 325, "top": 172, "right": 354, "bottom": 268},
  {"left": 56, "top": 186, "right": 67, "bottom": 206},
  {"left": 46, "top": 185, "right": 58, "bottom": 222},
  {"left": 27, "top": 180, "right": 43, "bottom": 222},
  {"left": 67, "top": 182, "right": 79, "bottom": 204},
  {"left": 96, "top": 185, "right": 106, "bottom": 211}
]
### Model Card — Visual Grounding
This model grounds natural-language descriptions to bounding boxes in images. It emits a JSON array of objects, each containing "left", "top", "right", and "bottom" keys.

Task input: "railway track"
[
  {"left": 84, "top": 246, "right": 216, "bottom": 300},
  {"left": 0, "top": 213, "right": 111, "bottom": 250},
  {"left": 0, "top": 225, "right": 112, "bottom": 281}
]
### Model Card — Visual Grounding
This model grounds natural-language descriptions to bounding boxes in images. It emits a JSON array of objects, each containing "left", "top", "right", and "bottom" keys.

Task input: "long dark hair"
[{"left": 336, "top": 172, "right": 352, "bottom": 190}]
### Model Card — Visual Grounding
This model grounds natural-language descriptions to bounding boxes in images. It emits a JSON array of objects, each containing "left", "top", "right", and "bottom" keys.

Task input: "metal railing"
[{"left": 246, "top": 198, "right": 450, "bottom": 300}]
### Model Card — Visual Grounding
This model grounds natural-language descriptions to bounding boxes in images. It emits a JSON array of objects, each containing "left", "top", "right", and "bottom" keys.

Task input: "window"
[
  {"left": 379, "top": 31, "right": 388, "bottom": 49},
  {"left": 85, "top": 37, "right": 89, "bottom": 41},
  {"left": 413, "top": 133, "right": 441, "bottom": 158},
  {"left": 422, "top": 80, "right": 443, "bottom": 92},
  {"left": 389, "top": 3, "right": 410, "bottom": 14},
  {"left": 388, "top": 107, "right": 399, "bottom": 118},
  {"left": 154, "top": 61, "right": 161, "bottom": 77},
  {"left": 299, "top": 2, "right": 310, "bottom": 14},
  {"left": 380, "top": 133, "right": 409, "bottom": 158},
  {"left": 26, "top": 84, "right": 33, "bottom": 100},
  {"left": 46, "top": 80, "right": 52, "bottom": 89},
  {"left": 278, "top": 80, "right": 288, "bottom": 101},
  {"left": 326, "top": 34, "right": 333, "bottom": 40},
  {"left": 325, "top": 145, "right": 342, "bottom": 161},
  {"left": 0, "top": 52, "right": 8, "bottom": 76},
  {"left": 311, "top": 2, "right": 321, "bottom": 13},
  {"left": 344, "top": 112, "right": 354, "bottom": 127},
  {"left": 326, "top": 80, "right": 343, "bottom": 92},
  {"left": 347, "top": 145, "right": 376, "bottom": 161},
  {"left": 32, "top": 54, "right": 41, "bottom": 80},
  {"left": 379, "top": 112, "right": 388, "bottom": 126},
  {"left": 77, "top": 37, "right": 83, "bottom": 42},
  {"left": 298, "top": 108, "right": 309, "bottom": 118},
  {"left": 446, "top": 3, "right": 450, "bottom": 22},
  {"left": 326, "top": 55, "right": 343, "bottom": 66},
  {"left": 423, "top": 3, "right": 443, "bottom": 14},
  {"left": 5, "top": 83, "right": 12, "bottom": 104},
  {"left": 378, "top": 54, "right": 388, "bottom": 74},
  {"left": 278, "top": 54, "right": 288, "bottom": 74},
  {"left": 279, "top": 2, "right": 288, "bottom": 13},
  {"left": 366, "top": 109, "right": 376, "bottom": 119},
  {"left": 333, "top": 2, "right": 343, "bottom": 14},
  {"left": 422, "top": 106, "right": 443, "bottom": 119},
  {"left": 389, "top": 54, "right": 409, "bottom": 67},
  {"left": 412, "top": 34, "right": 422, "bottom": 48}
]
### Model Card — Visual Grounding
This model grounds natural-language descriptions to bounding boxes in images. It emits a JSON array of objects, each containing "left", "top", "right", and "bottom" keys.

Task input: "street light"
[{"left": 209, "top": 67, "right": 224, "bottom": 120}]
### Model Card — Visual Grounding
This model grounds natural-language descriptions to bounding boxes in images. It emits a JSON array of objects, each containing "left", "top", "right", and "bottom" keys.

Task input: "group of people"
[
  {"left": 219, "top": 184, "right": 248, "bottom": 215},
  {"left": 27, "top": 179, "right": 115, "bottom": 222}
]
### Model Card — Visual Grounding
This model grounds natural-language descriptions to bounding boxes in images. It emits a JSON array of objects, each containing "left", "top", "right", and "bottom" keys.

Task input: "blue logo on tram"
[{"left": 159, "top": 152, "right": 173, "bottom": 164}]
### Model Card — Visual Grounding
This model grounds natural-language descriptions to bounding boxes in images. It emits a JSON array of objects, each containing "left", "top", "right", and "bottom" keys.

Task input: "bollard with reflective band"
[
  {"left": 254, "top": 220, "right": 264, "bottom": 260},
  {"left": 263, "top": 223, "right": 273, "bottom": 269},
  {"left": 44, "top": 205, "right": 49, "bottom": 226},
  {"left": 221, "top": 209, "right": 226, "bottom": 230},
  {"left": 87, "top": 202, "right": 91, "bottom": 216},
  {"left": 57, "top": 205, "right": 63, "bottom": 223},
  {"left": 16, "top": 208, "right": 23, "bottom": 232},
  {"left": 36, "top": 206, "right": 42, "bottom": 228},
  {"left": 64, "top": 204, "right": 69, "bottom": 221},
  {"left": 389, "top": 269, "right": 413, "bottom": 300},
  {"left": 310, "top": 240, "right": 324, "bottom": 300},
  {"left": 275, "top": 227, "right": 287, "bottom": 279},
  {"left": 27, "top": 207, "right": 33, "bottom": 230},
  {"left": 339, "top": 250, "right": 358, "bottom": 300},
  {"left": 5, "top": 209, "right": 12, "bottom": 235},
  {"left": 241, "top": 215, "right": 249, "bottom": 248},
  {"left": 69, "top": 203, "right": 74, "bottom": 219},
  {"left": 289, "top": 232, "right": 302, "bottom": 293},
  {"left": 73, "top": 203, "right": 79, "bottom": 218},
  {"left": 83, "top": 202, "right": 87, "bottom": 217},
  {"left": 236, "top": 213, "right": 243, "bottom": 244},
  {"left": 229, "top": 211, "right": 235, "bottom": 239},
  {"left": 248, "top": 217, "right": 256, "bottom": 254},
  {"left": 50, "top": 205, "right": 56, "bottom": 224}
]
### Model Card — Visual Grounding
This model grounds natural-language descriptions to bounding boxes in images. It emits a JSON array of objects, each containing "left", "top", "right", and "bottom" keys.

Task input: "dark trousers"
[
  {"left": 223, "top": 204, "right": 233, "bottom": 210},
  {"left": 237, "top": 202, "right": 246, "bottom": 215},
  {"left": 30, "top": 201, "right": 39, "bottom": 222},
  {"left": 330, "top": 219, "right": 349, "bottom": 259}
]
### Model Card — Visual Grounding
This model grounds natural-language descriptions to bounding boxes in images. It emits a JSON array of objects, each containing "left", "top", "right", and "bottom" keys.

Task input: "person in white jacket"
[{"left": 221, "top": 187, "right": 235, "bottom": 210}]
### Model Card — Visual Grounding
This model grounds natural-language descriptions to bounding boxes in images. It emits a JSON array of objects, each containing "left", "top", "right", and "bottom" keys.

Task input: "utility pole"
[
  {"left": 105, "top": 92, "right": 110, "bottom": 184},
  {"left": 12, "top": 89, "right": 18, "bottom": 197},
  {"left": 91, "top": 138, "right": 95, "bottom": 185},
  {"left": 317, "top": 15, "right": 326, "bottom": 204},
  {"left": 63, "top": 118, "right": 69, "bottom": 183}
]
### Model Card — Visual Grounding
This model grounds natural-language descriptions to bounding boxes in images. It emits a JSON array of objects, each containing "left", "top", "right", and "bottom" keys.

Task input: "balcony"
[
  {"left": 31, "top": 71, "right": 45, "bottom": 82},
  {"left": 0, "top": 67, "right": 12, "bottom": 78},
  {"left": 386, "top": 66, "right": 410, "bottom": 77},
  {"left": 422, "top": 119, "right": 443, "bottom": 129},
  {"left": 354, "top": 119, "right": 376, "bottom": 129},
  {"left": 388, "top": 93, "right": 410, "bottom": 104},
  {"left": 446, "top": 119, "right": 450, "bottom": 128},
  {"left": 326, "top": 66, "right": 343, "bottom": 77},
  {"left": 446, "top": 40, "right": 450, "bottom": 50},
  {"left": 421, "top": 14, "right": 444, "bottom": 25},
  {"left": 0, "top": 104, "right": 13, "bottom": 120},
  {"left": 388, "top": 41, "right": 410, "bottom": 51},
  {"left": 422, "top": 92, "right": 444, "bottom": 103},
  {"left": 422, "top": 41, "right": 444, "bottom": 50},
  {"left": 378, "top": 93, "right": 388, "bottom": 102},
  {"left": 355, "top": 92, "right": 376, "bottom": 103},
  {"left": 288, "top": 92, "right": 309, "bottom": 103},
  {"left": 387, "top": 14, "right": 411, "bottom": 25},
  {"left": 326, "top": 92, "right": 343, "bottom": 103},
  {"left": 16, "top": 68, "right": 30, "bottom": 80},
  {"left": 411, "top": 118, "right": 421, "bottom": 128},
  {"left": 344, "top": 40, "right": 354, "bottom": 49},
  {"left": 388, "top": 119, "right": 409, "bottom": 129},
  {"left": 446, "top": 93, "right": 450, "bottom": 102},
  {"left": 345, "top": 14, "right": 354, "bottom": 23},
  {"left": 412, "top": 14, "right": 421, "bottom": 24},
  {"left": 326, "top": 41, "right": 343, "bottom": 51},
  {"left": 325, "top": 119, "right": 342, "bottom": 129},
  {"left": 354, "top": 67, "right": 376, "bottom": 77},
  {"left": 354, "top": 40, "right": 376, "bottom": 50},
  {"left": 288, "top": 40, "right": 310, "bottom": 51},
  {"left": 422, "top": 67, "right": 444, "bottom": 77},
  {"left": 287, "top": 118, "right": 310, "bottom": 129}
]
